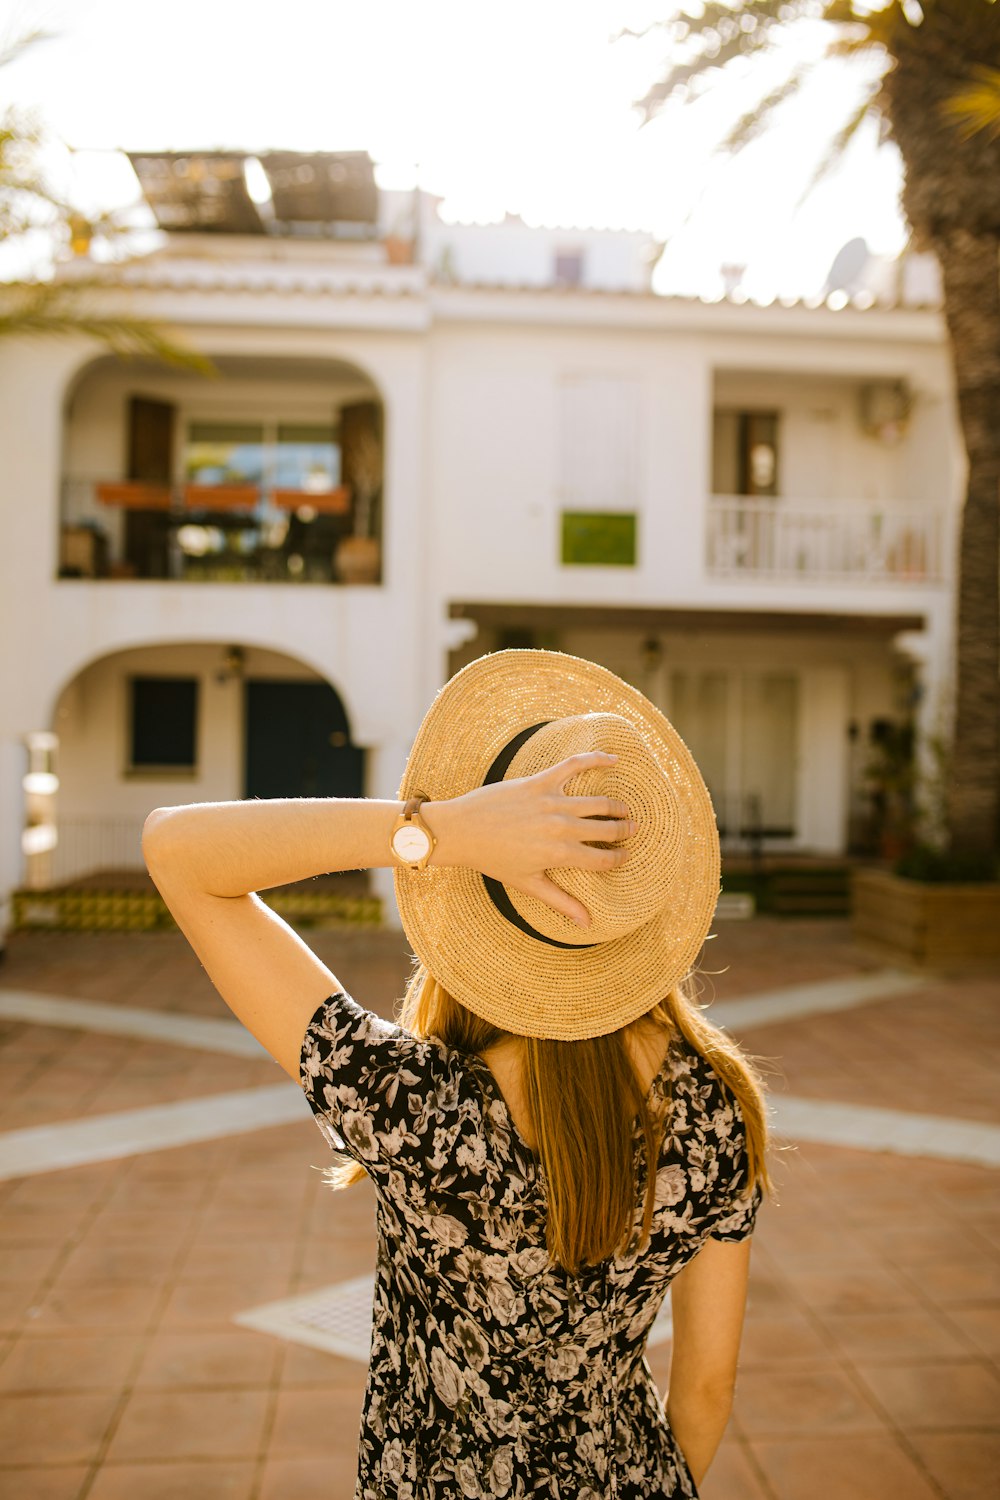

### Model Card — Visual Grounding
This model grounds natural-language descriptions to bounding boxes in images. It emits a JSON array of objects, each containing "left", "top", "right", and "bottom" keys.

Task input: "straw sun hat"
[{"left": 395, "top": 649, "right": 721, "bottom": 1041}]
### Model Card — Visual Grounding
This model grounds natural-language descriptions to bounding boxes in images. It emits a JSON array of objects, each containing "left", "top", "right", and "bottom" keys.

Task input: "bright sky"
[{"left": 0, "top": 0, "right": 909, "bottom": 297}]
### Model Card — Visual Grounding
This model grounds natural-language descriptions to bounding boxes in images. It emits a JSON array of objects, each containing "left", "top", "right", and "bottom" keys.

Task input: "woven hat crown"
[
  {"left": 395, "top": 648, "right": 721, "bottom": 1040},
  {"left": 504, "top": 713, "right": 680, "bottom": 947}
]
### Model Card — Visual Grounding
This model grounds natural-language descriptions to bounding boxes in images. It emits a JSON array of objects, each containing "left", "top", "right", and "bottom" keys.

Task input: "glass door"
[{"left": 669, "top": 668, "right": 799, "bottom": 847}]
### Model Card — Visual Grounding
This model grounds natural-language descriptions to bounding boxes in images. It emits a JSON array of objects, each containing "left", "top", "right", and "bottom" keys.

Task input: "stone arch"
[
  {"left": 45, "top": 640, "right": 365, "bottom": 886},
  {"left": 59, "top": 350, "right": 385, "bottom": 586}
]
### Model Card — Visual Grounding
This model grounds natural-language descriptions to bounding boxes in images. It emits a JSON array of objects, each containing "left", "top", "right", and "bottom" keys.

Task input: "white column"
[
  {"left": 798, "top": 668, "right": 851, "bottom": 855},
  {"left": 0, "top": 737, "right": 26, "bottom": 942}
]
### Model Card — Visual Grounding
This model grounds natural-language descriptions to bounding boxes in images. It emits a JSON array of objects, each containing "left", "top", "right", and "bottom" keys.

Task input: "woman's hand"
[{"left": 428, "top": 752, "right": 635, "bottom": 928}]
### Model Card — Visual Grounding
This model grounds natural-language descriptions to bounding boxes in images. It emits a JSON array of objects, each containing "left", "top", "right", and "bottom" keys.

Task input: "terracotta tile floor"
[{"left": 0, "top": 919, "right": 997, "bottom": 1500}]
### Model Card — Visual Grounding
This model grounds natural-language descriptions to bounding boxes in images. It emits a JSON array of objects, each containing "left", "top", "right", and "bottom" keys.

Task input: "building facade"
[{"left": 0, "top": 161, "right": 958, "bottom": 933}]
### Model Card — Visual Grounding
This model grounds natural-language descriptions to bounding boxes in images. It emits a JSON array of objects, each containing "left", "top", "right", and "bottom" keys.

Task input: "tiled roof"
[
  {"left": 103, "top": 260, "right": 424, "bottom": 297},
  {"left": 58, "top": 257, "right": 941, "bottom": 312}
]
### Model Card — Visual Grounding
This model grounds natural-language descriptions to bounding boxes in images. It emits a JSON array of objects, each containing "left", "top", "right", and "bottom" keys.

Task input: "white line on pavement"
[
  {"left": 710, "top": 969, "right": 928, "bottom": 1033},
  {"left": 3, "top": 970, "right": 992, "bottom": 1180},
  {"left": 0, "top": 990, "right": 267, "bottom": 1058},
  {"left": 774, "top": 1095, "right": 1000, "bottom": 1169},
  {"left": 0, "top": 1085, "right": 309, "bottom": 1180}
]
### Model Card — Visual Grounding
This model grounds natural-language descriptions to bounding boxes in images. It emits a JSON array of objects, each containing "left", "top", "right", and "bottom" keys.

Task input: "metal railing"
[
  {"left": 22, "top": 818, "right": 146, "bottom": 889},
  {"left": 707, "top": 497, "right": 944, "bottom": 583},
  {"left": 58, "top": 478, "right": 380, "bottom": 585}
]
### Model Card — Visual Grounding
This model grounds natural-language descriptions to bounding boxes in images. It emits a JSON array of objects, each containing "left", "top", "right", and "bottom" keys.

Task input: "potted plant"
[{"left": 852, "top": 730, "right": 1000, "bottom": 965}]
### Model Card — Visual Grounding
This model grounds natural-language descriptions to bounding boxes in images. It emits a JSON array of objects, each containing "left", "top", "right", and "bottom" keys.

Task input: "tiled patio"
[{"left": 0, "top": 919, "right": 997, "bottom": 1500}]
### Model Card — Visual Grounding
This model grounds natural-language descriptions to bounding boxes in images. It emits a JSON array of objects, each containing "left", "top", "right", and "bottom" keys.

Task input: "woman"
[{"left": 144, "top": 649, "right": 768, "bottom": 1499}]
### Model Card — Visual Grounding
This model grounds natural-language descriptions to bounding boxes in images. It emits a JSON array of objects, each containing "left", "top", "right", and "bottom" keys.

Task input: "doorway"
[
  {"left": 244, "top": 680, "right": 364, "bottom": 800},
  {"left": 669, "top": 669, "right": 799, "bottom": 847}
]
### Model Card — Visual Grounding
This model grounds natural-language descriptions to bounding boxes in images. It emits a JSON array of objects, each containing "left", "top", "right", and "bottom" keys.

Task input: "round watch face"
[{"left": 392, "top": 824, "right": 431, "bottom": 863}]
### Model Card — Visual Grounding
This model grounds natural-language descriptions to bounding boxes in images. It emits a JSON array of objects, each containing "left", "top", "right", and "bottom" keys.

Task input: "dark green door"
[{"left": 244, "top": 681, "right": 364, "bottom": 799}]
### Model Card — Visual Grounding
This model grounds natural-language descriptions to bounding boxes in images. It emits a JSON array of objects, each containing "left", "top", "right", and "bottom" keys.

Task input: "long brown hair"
[{"left": 326, "top": 967, "right": 769, "bottom": 1275}]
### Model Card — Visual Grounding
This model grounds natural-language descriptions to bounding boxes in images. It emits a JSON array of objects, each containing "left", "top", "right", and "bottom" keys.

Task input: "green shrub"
[{"left": 894, "top": 844, "right": 998, "bottom": 883}]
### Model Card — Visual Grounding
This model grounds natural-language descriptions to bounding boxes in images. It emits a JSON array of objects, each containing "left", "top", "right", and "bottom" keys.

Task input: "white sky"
[{"left": 0, "top": 0, "right": 909, "bottom": 297}]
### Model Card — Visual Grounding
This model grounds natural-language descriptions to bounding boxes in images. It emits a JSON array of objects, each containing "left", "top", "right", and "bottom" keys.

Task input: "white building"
[{"left": 0, "top": 152, "right": 957, "bottom": 934}]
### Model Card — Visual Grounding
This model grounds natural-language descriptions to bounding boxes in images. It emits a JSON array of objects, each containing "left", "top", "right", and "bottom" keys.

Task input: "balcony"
[
  {"left": 59, "top": 477, "right": 381, "bottom": 585},
  {"left": 706, "top": 497, "right": 944, "bottom": 585}
]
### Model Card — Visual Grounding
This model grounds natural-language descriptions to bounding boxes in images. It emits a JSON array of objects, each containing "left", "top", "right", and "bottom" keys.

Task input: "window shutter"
[
  {"left": 128, "top": 397, "right": 175, "bottom": 482},
  {"left": 559, "top": 376, "right": 640, "bottom": 510}
]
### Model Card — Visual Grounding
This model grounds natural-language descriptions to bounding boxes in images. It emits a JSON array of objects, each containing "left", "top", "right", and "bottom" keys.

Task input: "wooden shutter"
[
  {"left": 125, "top": 397, "right": 176, "bottom": 577},
  {"left": 128, "top": 397, "right": 175, "bottom": 482}
]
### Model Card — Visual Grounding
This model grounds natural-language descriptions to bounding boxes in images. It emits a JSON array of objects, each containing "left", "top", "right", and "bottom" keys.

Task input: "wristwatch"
[{"left": 390, "top": 797, "right": 437, "bottom": 870}]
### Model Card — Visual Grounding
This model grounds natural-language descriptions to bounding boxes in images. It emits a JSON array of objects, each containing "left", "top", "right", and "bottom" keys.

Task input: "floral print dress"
[{"left": 300, "top": 991, "right": 759, "bottom": 1500}]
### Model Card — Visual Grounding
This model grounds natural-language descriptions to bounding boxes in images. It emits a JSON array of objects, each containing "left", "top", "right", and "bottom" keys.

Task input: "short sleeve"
[
  {"left": 299, "top": 990, "right": 454, "bottom": 1180},
  {"left": 709, "top": 1179, "right": 762, "bottom": 1242},
  {"left": 707, "top": 1083, "right": 763, "bottom": 1243}
]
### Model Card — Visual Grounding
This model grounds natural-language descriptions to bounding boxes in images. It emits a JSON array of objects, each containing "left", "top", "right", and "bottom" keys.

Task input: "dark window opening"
[
  {"left": 130, "top": 677, "right": 198, "bottom": 769},
  {"left": 712, "top": 409, "right": 781, "bottom": 497},
  {"left": 554, "top": 248, "right": 584, "bottom": 288}
]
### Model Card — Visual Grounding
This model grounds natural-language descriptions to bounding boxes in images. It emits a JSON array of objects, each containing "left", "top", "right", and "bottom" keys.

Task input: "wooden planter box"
[
  {"left": 183, "top": 484, "right": 261, "bottom": 511},
  {"left": 96, "top": 482, "right": 172, "bottom": 510},
  {"left": 852, "top": 868, "right": 1000, "bottom": 965}
]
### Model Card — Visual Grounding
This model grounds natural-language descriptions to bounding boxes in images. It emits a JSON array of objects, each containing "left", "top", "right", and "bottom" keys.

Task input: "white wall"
[
  {"left": 412, "top": 204, "right": 653, "bottom": 292},
  {"left": 427, "top": 321, "right": 711, "bottom": 610},
  {"left": 54, "top": 643, "right": 323, "bottom": 825},
  {"left": 426, "top": 316, "right": 956, "bottom": 618}
]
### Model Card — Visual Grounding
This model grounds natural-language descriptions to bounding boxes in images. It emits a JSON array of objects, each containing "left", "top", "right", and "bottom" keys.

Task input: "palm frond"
[
  {"left": 0, "top": 27, "right": 54, "bottom": 71},
  {"left": 718, "top": 67, "right": 813, "bottom": 155},
  {"left": 942, "top": 65, "right": 1000, "bottom": 143},
  {"left": 824, "top": 34, "right": 885, "bottom": 61},
  {"left": 0, "top": 281, "right": 215, "bottom": 372},
  {"left": 636, "top": 0, "right": 816, "bottom": 121},
  {"left": 793, "top": 86, "right": 881, "bottom": 210}
]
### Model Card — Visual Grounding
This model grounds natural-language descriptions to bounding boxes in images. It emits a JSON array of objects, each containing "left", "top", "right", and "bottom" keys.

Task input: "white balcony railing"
[
  {"left": 21, "top": 818, "right": 146, "bottom": 890},
  {"left": 707, "top": 497, "right": 944, "bottom": 584}
]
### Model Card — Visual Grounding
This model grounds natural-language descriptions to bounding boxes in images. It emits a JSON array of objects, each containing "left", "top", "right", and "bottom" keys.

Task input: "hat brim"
[{"left": 395, "top": 650, "right": 721, "bottom": 1040}]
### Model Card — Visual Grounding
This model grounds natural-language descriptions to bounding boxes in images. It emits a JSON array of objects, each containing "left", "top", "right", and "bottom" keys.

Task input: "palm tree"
[
  {"left": 0, "top": 29, "right": 210, "bottom": 369},
  {"left": 633, "top": 0, "right": 1000, "bottom": 873}
]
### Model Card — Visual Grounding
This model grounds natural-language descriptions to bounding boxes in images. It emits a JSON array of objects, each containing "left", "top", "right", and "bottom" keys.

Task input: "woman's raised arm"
[{"left": 142, "top": 756, "right": 631, "bottom": 1081}]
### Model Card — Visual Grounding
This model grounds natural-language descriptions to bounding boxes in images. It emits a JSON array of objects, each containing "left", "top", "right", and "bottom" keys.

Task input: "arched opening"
[
  {"left": 59, "top": 354, "right": 384, "bottom": 586},
  {"left": 22, "top": 642, "right": 368, "bottom": 915}
]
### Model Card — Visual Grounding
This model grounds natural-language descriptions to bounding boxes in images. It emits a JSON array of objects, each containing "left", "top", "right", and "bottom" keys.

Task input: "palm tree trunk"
[{"left": 932, "top": 228, "right": 1000, "bottom": 866}]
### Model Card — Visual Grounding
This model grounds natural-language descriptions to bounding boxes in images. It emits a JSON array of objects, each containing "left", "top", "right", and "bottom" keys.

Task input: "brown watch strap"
[{"left": 402, "top": 797, "right": 427, "bottom": 821}]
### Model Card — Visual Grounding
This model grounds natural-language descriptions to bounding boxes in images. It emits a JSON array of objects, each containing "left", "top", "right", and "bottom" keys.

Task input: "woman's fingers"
[
  {"left": 580, "top": 817, "right": 634, "bottom": 845},
  {"left": 519, "top": 874, "right": 593, "bottom": 929},
  {"left": 571, "top": 796, "right": 633, "bottom": 822},
  {"left": 546, "top": 751, "right": 618, "bottom": 790}
]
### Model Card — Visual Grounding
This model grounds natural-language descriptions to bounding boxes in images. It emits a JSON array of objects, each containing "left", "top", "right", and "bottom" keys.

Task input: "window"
[
  {"left": 129, "top": 678, "right": 198, "bottom": 770},
  {"left": 554, "top": 248, "right": 584, "bottom": 287},
  {"left": 185, "top": 422, "right": 266, "bottom": 486},
  {"left": 183, "top": 421, "right": 340, "bottom": 492},
  {"left": 560, "top": 376, "right": 641, "bottom": 511},
  {"left": 712, "top": 410, "right": 780, "bottom": 497},
  {"left": 275, "top": 424, "right": 340, "bottom": 491},
  {"left": 669, "top": 669, "right": 798, "bottom": 841},
  {"left": 561, "top": 511, "right": 637, "bottom": 566}
]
